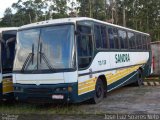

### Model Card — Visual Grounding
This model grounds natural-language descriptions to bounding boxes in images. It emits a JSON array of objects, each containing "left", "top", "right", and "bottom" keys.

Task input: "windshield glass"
[
  {"left": 14, "top": 25, "right": 75, "bottom": 73},
  {"left": 14, "top": 29, "right": 39, "bottom": 71}
]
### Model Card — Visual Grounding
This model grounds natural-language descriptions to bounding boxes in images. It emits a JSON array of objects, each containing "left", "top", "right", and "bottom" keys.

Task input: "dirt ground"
[
  {"left": 81, "top": 86, "right": 160, "bottom": 114},
  {"left": 1, "top": 86, "right": 160, "bottom": 120}
]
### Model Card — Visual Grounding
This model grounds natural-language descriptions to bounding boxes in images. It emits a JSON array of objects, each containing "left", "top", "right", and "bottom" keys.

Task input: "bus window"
[
  {"left": 128, "top": 32, "right": 136, "bottom": 49},
  {"left": 142, "top": 35, "right": 147, "bottom": 50},
  {"left": 118, "top": 30, "right": 127, "bottom": 49},
  {"left": 147, "top": 36, "right": 151, "bottom": 50},
  {"left": 136, "top": 34, "right": 142, "bottom": 49},
  {"left": 77, "top": 26, "right": 93, "bottom": 69},
  {"left": 94, "top": 25, "right": 108, "bottom": 49},
  {"left": 113, "top": 28, "right": 119, "bottom": 49},
  {"left": 77, "top": 25, "right": 91, "bottom": 34},
  {"left": 94, "top": 25, "right": 102, "bottom": 49},
  {"left": 101, "top": 26, "right": 108, "bottom": 48},
  {"left": 108, "top": 28, "right": 114, "bottom": 49},
  {"left": 136, "top": 34, "right": 139, "bottom": 49},
  {"left": 146, "top": 36, "right": 148, "bottom": 50}
]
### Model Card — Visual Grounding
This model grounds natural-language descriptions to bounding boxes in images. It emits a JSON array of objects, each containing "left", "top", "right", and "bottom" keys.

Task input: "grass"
[{"left": 0, "top": 102, "right": 86, "bottom": 114}]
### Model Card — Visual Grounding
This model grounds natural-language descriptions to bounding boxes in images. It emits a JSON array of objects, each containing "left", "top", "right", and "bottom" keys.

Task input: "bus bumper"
[{"left": 14, "top": 83, "right": 78, "bottom": 103}]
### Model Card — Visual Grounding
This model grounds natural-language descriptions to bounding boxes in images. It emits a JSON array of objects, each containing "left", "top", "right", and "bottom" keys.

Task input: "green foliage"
[{"left": 0, "top": 0, "right": 159, "bottom": 41}]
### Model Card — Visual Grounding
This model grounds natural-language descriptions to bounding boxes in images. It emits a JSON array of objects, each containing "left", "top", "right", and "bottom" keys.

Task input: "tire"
[
  {"left": 135, "top": 70, "right": 144, "bottom": 86},
  {"left": 90, "top": 79, "right": 105, "bottom": 104}
]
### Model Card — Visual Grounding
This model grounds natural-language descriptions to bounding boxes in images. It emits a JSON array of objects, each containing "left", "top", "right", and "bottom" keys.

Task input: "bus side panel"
[{"left": 76, "top": 51, "right": 150, "bottom": 102}]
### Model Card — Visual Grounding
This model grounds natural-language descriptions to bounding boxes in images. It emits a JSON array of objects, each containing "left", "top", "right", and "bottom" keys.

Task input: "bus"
[
  {"left": 13, "top": 17, "right": 151, "bottom": 103},
  {"left": 0, "top": 27, "right": 17, "bottom": 101}
]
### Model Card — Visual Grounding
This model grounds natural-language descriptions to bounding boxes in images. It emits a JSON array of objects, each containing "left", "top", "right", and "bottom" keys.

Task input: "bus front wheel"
[{"left": 90, "top": 79, "right": 104, "bottom": 104}]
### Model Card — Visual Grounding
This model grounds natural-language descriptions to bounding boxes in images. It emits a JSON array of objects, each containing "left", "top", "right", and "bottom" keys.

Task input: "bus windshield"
[{"left": 14, "top": 25, "right": 75, "bottom": 73}]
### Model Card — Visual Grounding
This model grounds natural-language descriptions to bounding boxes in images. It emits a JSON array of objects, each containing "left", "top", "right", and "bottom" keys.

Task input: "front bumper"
[{"left": 14, "top": 83, "right": 78, "bottom": 103}]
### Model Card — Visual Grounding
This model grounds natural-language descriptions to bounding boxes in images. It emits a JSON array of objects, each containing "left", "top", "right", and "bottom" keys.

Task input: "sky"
[{"left": 0, "top": 0, "right": 18, "bottom": 18}]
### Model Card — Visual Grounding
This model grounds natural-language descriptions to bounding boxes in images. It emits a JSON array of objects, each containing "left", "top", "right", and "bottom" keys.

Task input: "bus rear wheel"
[
  {"left": 90, "top": 79, "right": 104, "bottom": 104},
  {"left": 135, "top": 70, "right": 144, "bottom": 86}
]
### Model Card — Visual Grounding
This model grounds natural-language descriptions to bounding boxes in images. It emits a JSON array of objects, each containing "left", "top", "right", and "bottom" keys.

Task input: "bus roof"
[
  {"left": 0, "top": 27, "right": 18, "bottom": 33},
  {"left": 19, "top": 17, "right": 149, "bottom": 36}
]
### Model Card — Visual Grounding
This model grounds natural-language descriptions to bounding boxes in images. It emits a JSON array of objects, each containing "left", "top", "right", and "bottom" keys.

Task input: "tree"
[
  {"left": 77, "top": 0, "right": 107, "bottom": 20},
  {"left": 0, "top": 8, "right": 13, "bottom": 27},
  {"left": 45, "top": 0, "right": 69, "bottom": 19}
]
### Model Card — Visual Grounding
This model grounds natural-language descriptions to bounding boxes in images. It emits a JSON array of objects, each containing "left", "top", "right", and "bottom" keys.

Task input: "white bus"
[
  {"left": 13, "top": 17, "right": 151, "bottom": 103},
  {"left": 0, "top": 27, "right": 17, "bottom": 101}
]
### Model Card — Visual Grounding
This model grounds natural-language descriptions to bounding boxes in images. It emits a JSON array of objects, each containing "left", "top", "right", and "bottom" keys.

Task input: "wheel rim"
[{"left": 96, "top": 85, "right": 102, "bottom": 98}]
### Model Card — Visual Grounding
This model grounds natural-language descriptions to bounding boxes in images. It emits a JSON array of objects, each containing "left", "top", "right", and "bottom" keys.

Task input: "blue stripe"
[{"left": 108, "top": 71, "right": 137, "bottom": 92}]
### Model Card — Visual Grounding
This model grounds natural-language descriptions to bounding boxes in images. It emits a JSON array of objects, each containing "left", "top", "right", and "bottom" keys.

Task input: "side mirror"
[
  {"left": 0, "top": 38, "right": 5, "bottom": 44},
  {"left": 6, "top": 37, "right": 16, "bottom": 46}
]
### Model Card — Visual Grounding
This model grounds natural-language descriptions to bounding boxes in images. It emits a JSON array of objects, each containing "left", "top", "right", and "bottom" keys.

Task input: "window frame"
[
  {"left": 118, "top": 29, "right": 128, "bottom": 50},
  {"left": 94, "top": 23, "right": 109, "bottom": 50},
  {"left": 76, "top": 23, "right": 94, "bottom": 70},
  {"left": 107, "top": 26, "right": 120, "bottom": 50},
  {"left": 142, "top": 35, "right": 147, "bottom": 50},
  {"left": 128, "top": 31, "right": 136, "bottom": 49}
]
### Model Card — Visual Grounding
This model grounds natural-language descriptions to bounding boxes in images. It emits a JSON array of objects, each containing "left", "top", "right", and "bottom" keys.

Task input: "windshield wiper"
[
  {"left": 21, "top": 44, "right": 34, "bottom": 72},
  {"left": 39, "top": 42, "right": 55, "bottom": 72}
]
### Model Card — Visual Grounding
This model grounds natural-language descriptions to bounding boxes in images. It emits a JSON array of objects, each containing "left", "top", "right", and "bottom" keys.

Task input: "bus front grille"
[{"left": 26, "top": 88, "right": 52, "bottom": 94}]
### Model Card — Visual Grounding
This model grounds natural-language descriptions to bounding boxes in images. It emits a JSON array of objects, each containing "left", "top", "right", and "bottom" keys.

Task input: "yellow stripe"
[
  {"left": 78, "top": 78, "right": 96, "bottom": 95},
  {"left": 106, "top": 65, "right": 140, "bottom": 85},
  {"left": 78, "top": 64, "right": 142, "bottom": 95},
  {"left": 2, "top": 78, "right": 14, "bottom": 94}
]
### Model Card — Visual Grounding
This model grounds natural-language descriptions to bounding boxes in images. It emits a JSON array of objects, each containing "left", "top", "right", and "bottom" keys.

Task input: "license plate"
[{"left": 52, "top": 95, "right": 64, "bottom": 99}]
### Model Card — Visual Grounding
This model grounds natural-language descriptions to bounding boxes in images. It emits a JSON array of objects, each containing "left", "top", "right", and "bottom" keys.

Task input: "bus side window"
[
  {"left": 108, "top": 28, "right": 114, "bottom": 49},
  {"left": 113, "top": 28, "right": 119, "bottom": 49},
  {"left": 133, "top": 33, "right": 136, "bottom": 49},
  {"left": 118, "top": 29, "right": 127, "bottom": 49},
  {"left": 145, "top": 36, "right": 148, "bottom": 50},
  {"left": 124, "top": 31, "right": 128, "bottom": 49},
  {"left": 101, "top": 26, "right": 108, "bottom": 48},
  {"left": 94, "top": 25, "right": 108, "bottom": 49},
  {"left": 142, "top": 36, "right": 147, "bottom": 50},
  {"left": 77, "top": 25, "right": 93, "bottom": 69},
  {"left": 128, "top": 32, "right": 135, "bottom": 49},
  {"left": 137, "top": 34, "right": 142, "bottom": 49},
  {"left": 94, "top": 25, "right": 101, "bottom": 49},
  {"left": 136, "top": 34, "right": 139, "bottom": 49},
  {"left": 147, "top": 36, "right": 151, "bottom": 50}
]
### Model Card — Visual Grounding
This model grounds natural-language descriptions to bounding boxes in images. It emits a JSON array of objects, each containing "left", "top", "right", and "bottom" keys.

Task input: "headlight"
[{"left": 55, "top": 87, "right": 67, "bottom": 92}]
